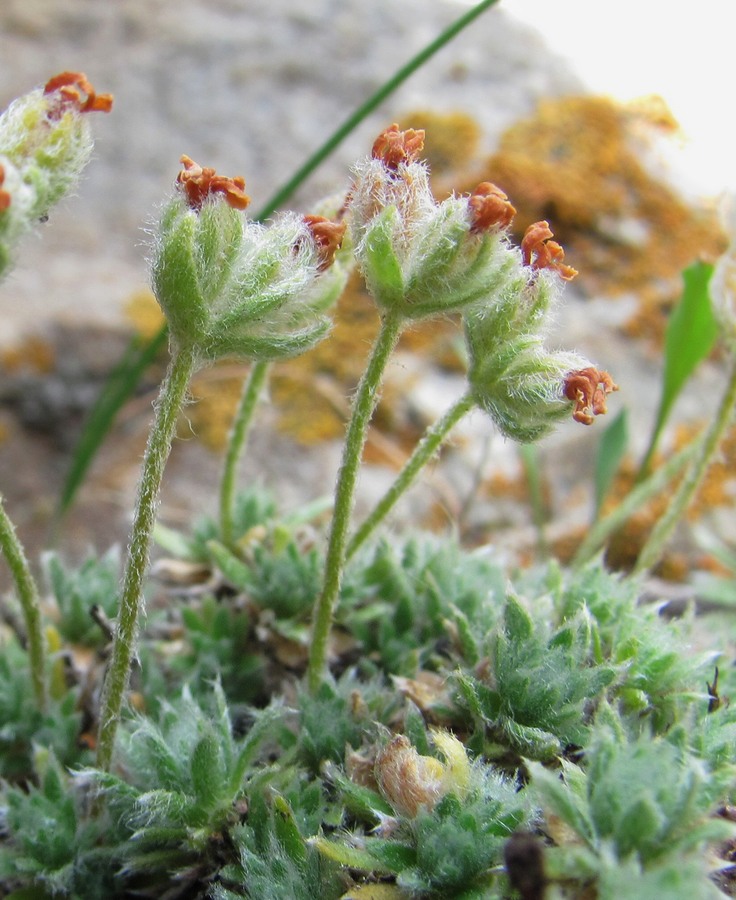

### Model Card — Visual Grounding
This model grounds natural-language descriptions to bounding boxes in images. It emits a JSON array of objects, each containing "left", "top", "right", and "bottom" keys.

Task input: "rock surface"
[
  {"left": 0, "top": 0, "right": 729, "bottom": 586},
  {"left": 0, "top": 0, "right": 579, "bottom": 344}
]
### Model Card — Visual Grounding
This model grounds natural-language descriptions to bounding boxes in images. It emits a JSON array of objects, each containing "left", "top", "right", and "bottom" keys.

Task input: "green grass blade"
[
  {"left": 55, "top": 326, "right": 169, "bottom": 522},
  {"left": 56, "top": 0, "right": 500, "bottom": 518},
  {"left": 638, "top": 261, "right": 717, "bottom": 477},
  {"left": 594, "top": 407, "right": 628, "bottom": 516},
  {"left": 257, "top": 0, "right": 501, "bottom": 220}
]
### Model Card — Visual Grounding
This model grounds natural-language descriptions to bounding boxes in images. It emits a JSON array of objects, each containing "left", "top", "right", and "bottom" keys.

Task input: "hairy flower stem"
[
  {"left": 347, "top": 390, "right": 475, "bottom": 561},
  {"left": 0, "top": 496, "right": 47, "bottom": 710},
  {"left": 219, "top": 360, "right": 270, "bottom": 546},
  {"left": 632, "top": 359, "right": 736, "bottom": 577},
  {"left": 96, "top": 342, "right": 198, "bottom": 771},
  {"left": 308, "top": 313, "right": 403, "bottom": 692}
]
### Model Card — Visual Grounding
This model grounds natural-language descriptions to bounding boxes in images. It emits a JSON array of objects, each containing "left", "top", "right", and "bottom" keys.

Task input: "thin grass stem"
[
  {"left": 219, "top": 360, "right": 270, "bottom": 546},
  {"left": 632, "top": 360, "right": 736, "bottom": 577},
  {"left": 347, "top": 391, "right": 474, "bottom": 560}
]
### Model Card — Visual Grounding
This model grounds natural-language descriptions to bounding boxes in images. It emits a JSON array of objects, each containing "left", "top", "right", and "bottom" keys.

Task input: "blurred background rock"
[{"left": 0, "top": 0, "right": 729, "bottom": 583}]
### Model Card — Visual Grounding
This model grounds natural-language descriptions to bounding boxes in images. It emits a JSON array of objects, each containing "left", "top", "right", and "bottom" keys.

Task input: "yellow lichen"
[
  {"left": 398, "top": 109, "right": 483, "bottom": 185},
  {"left": 480, "top": 95, "right": 725, "bottom": 341},
  {"left": 1, "top": 335, "right": 55, "bottom": 374},
  {"left": 124, "top": 289, "right": 165, "bottom": 340},
  {"left": 181, "top": 367, "right": 244, "bottom": 452}
]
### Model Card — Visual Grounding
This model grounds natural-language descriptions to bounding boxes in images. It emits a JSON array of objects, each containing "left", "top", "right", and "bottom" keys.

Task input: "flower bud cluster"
[
  {"left": 348, "top": 124, "right": 615, "bottom": 439},
  {"left": 152, "top": 156, "right": 348, "bottom": 362},
  {"left": 348, "top": 124, "right": 517, "bottom": 320},
  {"left": 0, "top": 72, "right": 112, "bottom": 279},
  {"left": 464, "top": 257, "right": 615, "bottom": 442}
]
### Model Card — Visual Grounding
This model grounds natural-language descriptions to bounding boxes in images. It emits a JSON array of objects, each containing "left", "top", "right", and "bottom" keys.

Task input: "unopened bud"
[
  {"left": 349, "top": 126, "right": 515, "bottom": 320},
  {"left": 152, "top": 157, "right": 343, "bottom": 361},
  {"left": 375, "top": 730, "right": 470, "bottom": 819}
]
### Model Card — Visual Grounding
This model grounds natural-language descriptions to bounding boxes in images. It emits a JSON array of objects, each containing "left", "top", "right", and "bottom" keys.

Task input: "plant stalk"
[
  {"left": 347, "top": 390, "right": 474, "bottom": 560},
  {"left": 571, "top": 437, "right": 702, "bottom": 569},
  {"left": 96, "top": 342, "right": 198, "bottom": 771},
  {"left": 219, "top": 360, "right": 270, "bottom": 546},
  {"left": 0, "top": 496, "right": 47, "bottom": 710},
  {"left": 307, "top": 313, "right": 403, "bottom": 692},
  {"left": 632, "top": 359, "right": 736, "bottom": 577}
]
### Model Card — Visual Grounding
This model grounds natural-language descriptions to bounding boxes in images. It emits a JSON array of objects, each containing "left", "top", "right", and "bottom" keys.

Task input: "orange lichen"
[
  {"left": 521, "top": 221, "right": 578, "bottom": 280},
  {"left": 372, "top": 123, "right": 425, "bottom": 170},
  {"left": 468, "top": 182, "right": 516, "bottom": 233},
  {"left": 676, "top": 421, "right": 736, "bottom": 519},
  {"left": 399, "top": 110, "right": 482, "bottom": 183},
  {"left": 1, "top": 335, "right": 56, "bottom": 374},
  {"left": 563, "top": 367, "right": 618, "bottom": 425},
  {"left": 124, "top": 289, "right": 166, "bottom": 340},
  {"left": 43, "top": 71, "right": 113, "bottom": 117},
  {"left": 182, "top": 368, "right": 244, "bottom": 452},
  {"left": 302, "top": 214, "right": 346, "bottom": 271},
  {"left": 176, "top": 155, "right": 250, "bottom": 211},
  {"left": 480, "top": 95, "right": 724, "bottom": 341}
]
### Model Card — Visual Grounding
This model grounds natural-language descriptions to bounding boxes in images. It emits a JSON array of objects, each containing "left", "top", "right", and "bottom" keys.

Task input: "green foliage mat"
[{"left": 2, "top": 489, "right": 736, "bottom": 898}]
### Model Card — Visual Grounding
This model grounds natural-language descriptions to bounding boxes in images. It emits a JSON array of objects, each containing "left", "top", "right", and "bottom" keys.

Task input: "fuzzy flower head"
[
  {"left": 0, "top": 72, "right": 112, "bottom": 219},
  {"left": 348, "top": 124, "right": 517, "bottom": 319},
  {"left": 0, "top": 72, "right": 112, "bottom": 280},
  {"left": 152, "top": 155, "right": 347, "bottom": 361},
  {"left": 465, "top": 223, "right": 615, "bottom": 441}
]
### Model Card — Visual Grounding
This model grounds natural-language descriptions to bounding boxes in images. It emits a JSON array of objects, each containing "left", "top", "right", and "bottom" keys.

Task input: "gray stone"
[{"left": 0, "top": 0, "right": 579, "bottom": 342}]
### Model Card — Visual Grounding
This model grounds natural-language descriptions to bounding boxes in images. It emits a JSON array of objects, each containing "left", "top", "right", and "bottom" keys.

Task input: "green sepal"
[
  {"left": 360, "top": 205, "right": 405, "bottom": 311},
  {"left": 152, "top": 199, "right": 211, "bottom": 348}
]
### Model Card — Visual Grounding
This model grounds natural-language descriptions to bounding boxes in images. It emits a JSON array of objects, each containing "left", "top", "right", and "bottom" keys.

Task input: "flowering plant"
[{"left": 1, "top": 20, "right": 735, "bottom": 896}]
